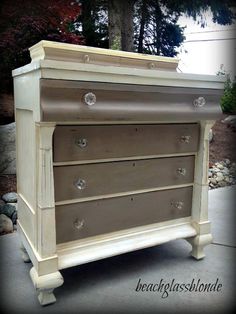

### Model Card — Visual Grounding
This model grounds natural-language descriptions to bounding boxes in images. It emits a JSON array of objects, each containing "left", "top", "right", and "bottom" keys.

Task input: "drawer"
[
  {"left": 41, "top": 80, "right": 223, "bottom": 123},
  {"left": 55, "top": 186, "right": 193, "bottom": 244},
  {"left": 53, "top": 124, "right": 199, "bottom": 162},
  {"left": 54, "top": 156, "right": 194, "bottom": 202}
]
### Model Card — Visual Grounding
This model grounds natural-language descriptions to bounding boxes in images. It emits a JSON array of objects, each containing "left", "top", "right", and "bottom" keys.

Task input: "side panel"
[{"left": 15, "top": 108, "right": 37, "bottom": 247}]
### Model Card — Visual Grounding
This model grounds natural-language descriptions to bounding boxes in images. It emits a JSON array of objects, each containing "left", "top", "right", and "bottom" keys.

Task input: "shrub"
[{"left": 220, "top": 76, "right": 236, "bottom": 114}]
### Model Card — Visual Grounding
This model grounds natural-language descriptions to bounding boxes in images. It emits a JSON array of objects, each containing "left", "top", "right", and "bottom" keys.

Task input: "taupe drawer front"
[
  {"left": 41, "top": 80, "right": 223, "bottom": 122},
  {"left": 54, "top": 156, "right": 194, "bottom": 202},
  {"left": 53, "top": 124, "right": 199, "bottom": 162},
  {"left": 55, "top": 186, "right": 192, "bottom": 244}
]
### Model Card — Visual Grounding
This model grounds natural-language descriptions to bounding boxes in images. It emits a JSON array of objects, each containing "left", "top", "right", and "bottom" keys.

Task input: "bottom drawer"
[{"left": 56, "top": 187, "right": 192, "bottom": 244}]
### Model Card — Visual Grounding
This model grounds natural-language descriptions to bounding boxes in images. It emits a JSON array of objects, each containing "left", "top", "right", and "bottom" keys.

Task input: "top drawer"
[
  {"left": 53, "top": 124, "right": 199, "bottom": 162},
  {"left": 40, "top": 80, "right": 222, "bottom": 123}
]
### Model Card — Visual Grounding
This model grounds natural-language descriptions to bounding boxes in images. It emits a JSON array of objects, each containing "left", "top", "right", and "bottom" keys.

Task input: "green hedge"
[{"left": 220, "top": 77, "right": 236, "bottom": 114}]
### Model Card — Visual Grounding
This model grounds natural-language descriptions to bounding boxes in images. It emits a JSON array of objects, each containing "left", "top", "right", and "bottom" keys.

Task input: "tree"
[
  {"left": 1, "top": 0, "right": 235, "bottom": 93},
  {"left": 108, "top": 0, "right": 135, "bottom": 51},
  {"left": 77, "top": 0, "right": 108, "bottom": 48},
  {"left": 0, "top": 0, "right": 83, "bottom": 93},
  {"left": 76, "top": 0, "right": 235, "bottom": 56},
  {"left": 134, "top": 0, "right": 185, "bottom": 56},
  {"left": 134, "top": 0, "right": 235, "bottom": 56}
]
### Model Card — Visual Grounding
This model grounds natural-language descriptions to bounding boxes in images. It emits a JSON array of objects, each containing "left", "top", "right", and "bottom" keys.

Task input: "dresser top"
[
  {"left": 28, "top": 40, "right": 179, "bottom": 71},
  {"left": 12, "top": 40, "right": 225, "bottom": 91}
]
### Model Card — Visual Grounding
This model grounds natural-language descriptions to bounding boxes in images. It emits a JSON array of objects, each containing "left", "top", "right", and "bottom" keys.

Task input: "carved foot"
[
  {"left": 187, "top": 233, "right": 213, "bottom": 260},
  {"left": 20, "top": 243, "right": 31, "bottom": 263},
  {"left": 30, "top": 267, "right": 64, "bottom": 306},
  {"left": 38, "top": 289, "right": 56, "bottom": 305}
]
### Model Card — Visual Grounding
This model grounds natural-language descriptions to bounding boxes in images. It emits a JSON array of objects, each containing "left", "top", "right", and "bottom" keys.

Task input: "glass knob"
[
  {"left": 180, "top": 135, "right": 191, "bottom": 143},
  {"left": 76, "top": 138, "right": 88, "bottom": 148},
  {"left": 171, "top": 201, "right": 184, "bottom": 210},
  {"left": 148, "top": 62, "right": 155, "bottom": 69},
  {"left": 84, "top": 54, "right": 90, "bottom": 63},
  {"left": 75, "top": 179, "right": 86, "bottom": 190},
  {"left": 177, "top": 168, "right": 187, "bottom": 176},
  {"left": 193, "top": 96, "right": 206, "bottom": 107},
  {"left": 83, "top": 92, "right": 96, "bottom": 106},
  {"left": 74, "top": 218, "right": 84, "bottom": 230}
]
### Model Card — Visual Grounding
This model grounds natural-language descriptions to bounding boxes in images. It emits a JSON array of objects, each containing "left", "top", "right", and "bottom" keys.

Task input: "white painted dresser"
[{"left": 12, "top": 41, "right": 224, "bottom": 305}]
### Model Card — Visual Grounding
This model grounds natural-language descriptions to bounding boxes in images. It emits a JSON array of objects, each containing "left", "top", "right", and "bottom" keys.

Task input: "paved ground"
[{"left": 0, "top": 186, "right": 235, "bottom": 314}]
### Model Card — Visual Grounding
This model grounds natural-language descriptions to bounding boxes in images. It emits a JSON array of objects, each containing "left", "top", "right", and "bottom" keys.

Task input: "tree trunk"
[
  {"left": 80, "top": 0, "right": 95, "bottom": 46},
  {"left": 108, "top": 0, "right": 135, "bottom": 51},
  {"left": 138, "top": 0, "right": 147, "bottom": 53},
  {"left": 108, "top": 0, "right": 122, "bottom": 49},
  {"left": 154, "top": 2, "right": 162, "bottom": 55},
  {"left": 121, "top": 0, "right": 135, "bottom": 51}
]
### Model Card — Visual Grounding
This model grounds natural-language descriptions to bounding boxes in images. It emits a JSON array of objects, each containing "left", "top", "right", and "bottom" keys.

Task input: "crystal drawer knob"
[
  {"left": 193, "top": 96, "right": 206, "bottom": 107},
  {"left": 180, "top": 135, "right": 191, "bottom": 143},
  {"left": 177, "top": 168, "right": 187, "bottom": 176},
  {"left": 74, "top": 218, "right": 84, "bottom": 230},
  {"left": 171, "top": 201, "right": 184, "bottom": 210},
  {"left": 75, "top": 179, "right": 86, "bottom": 190},
  {"left": 76, "top": 138, "right": 88, "bottom": 148},
  {"left": 148, "top": 62, "right": 155, "bottom": 69},
  {"left": 83, "top": 92, "right": 96, "bottom": 106}
]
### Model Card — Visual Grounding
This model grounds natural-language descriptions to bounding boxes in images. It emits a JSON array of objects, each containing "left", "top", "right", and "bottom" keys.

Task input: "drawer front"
[
  {"left": 54, "top": 156, "right": 194, "bottom": 202},
  {"left": 41, "top": 80, "right": 223, "bottom": 123},
  {"left": 56, "top": 187, "right": 192, "bottom": 244},
  {"left": 53, "top": 124, "right": 199, "bottom": 162}
]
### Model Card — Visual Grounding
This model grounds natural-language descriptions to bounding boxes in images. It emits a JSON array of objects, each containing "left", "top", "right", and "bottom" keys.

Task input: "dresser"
[{"left": 12, "top": 41, "right": 224, "bottom": 305}]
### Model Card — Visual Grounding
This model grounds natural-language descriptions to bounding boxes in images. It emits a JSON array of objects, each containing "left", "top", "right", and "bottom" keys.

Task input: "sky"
[{"left": 177, "top": 12, "right": 236, "bottom": 78}]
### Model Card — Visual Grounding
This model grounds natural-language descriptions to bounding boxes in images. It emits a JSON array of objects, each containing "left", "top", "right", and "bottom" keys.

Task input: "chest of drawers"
[{"left": 12, "top": 40, "right": 224, "bottom": 305}]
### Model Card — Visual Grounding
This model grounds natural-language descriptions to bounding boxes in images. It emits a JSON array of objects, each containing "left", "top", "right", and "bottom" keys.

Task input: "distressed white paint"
[
  {"left": 58, "top": 223, "right": 197, "bottom": 270},
  {"left": 36, "top": 124, "right": 57, "bottom": 258},
  {"left": 13, "top": 41, "right": 222, "bottom": 306},
  {"left": 30, "top": 267, "right": 64, "bottom": 306}
]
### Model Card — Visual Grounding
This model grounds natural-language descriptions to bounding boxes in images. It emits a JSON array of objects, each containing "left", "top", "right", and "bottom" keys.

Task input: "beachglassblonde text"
[{"left": 135, "top": 278, "right": 222, "bottom": 298}]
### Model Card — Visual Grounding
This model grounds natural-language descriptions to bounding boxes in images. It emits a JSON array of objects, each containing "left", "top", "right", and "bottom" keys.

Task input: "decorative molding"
[
  {"left": 37, "top": 125, "right": 56, "bottom": 208},
  {"left": 29, "top": 40, "right": 179, "bottom": 68},
  {"left": 57, "top": 222, "right": 197, "bottom": 270},
  {"left": 37, "top": 124, "right": 57, "bottom": 257},
  {"left": 191, "top": 120, "right": 215, "bottom": 222}
]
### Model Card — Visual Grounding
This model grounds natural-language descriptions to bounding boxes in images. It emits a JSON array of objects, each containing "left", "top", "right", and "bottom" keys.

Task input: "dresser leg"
[
  {"left": 187, "top": 234, "right": 213, "bottom": 260},
  {"left": 20, "top": 242, "right": 31, "bottom": 263},
  {"left": 30, "top": 267, "right": 64, "bottom": 306}
]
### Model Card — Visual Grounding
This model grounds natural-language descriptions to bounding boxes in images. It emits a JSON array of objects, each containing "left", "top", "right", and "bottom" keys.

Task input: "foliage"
[
  {"left": 217, "top": 66, "right": 236, "bottom": 114},
  {"left": 160, "top": 0, "right": 235, "bottom": 26},
  {"left": 110, "top": 36, "right": 122, "bottom": 50},
  {"left": 220, "top": 76, "right": 236, "bottom": 114},
  {"left": 74, "top": 0, "right": 235, "bottom": 57},
  {"left": 0, "top": 0, "right": 235, "bottom": 92},
  {"left": 76, "top": 0, "right": 108, "bottom": 48},
  {"left": 134, "top": 0, "right": 235, "bottom": 56},
  {"left": 134, "top": 0, "right": 185, "bottom": 56},
  {"left": 0, "top": 0, "right": 83, "bottom": 93}
]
